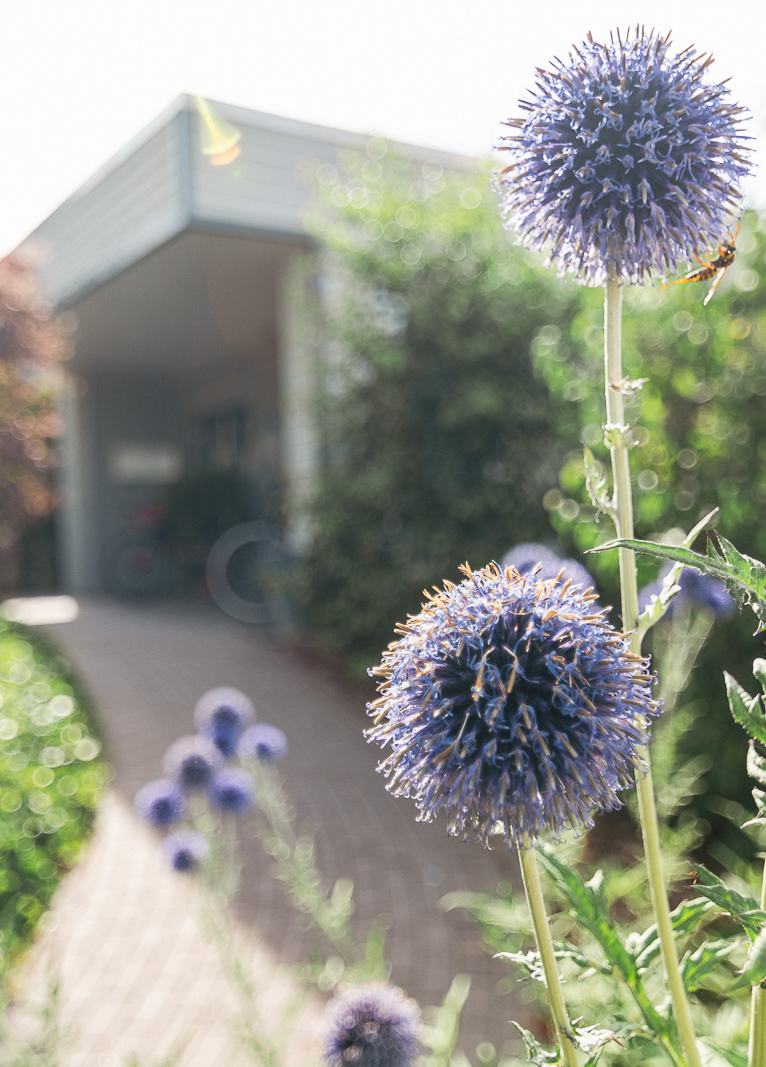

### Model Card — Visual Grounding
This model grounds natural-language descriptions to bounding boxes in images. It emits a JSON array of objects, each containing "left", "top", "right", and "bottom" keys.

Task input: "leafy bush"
[
  {"left": 0, "top": 618, "right": 108, "bottom": 979},
  {"left": 300, "top": 147, "right": 580, "bottom": 673}
]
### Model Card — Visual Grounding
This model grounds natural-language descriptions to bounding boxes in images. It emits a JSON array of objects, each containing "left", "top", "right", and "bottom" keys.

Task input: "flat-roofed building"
[{"left": 20, "top": 95, "right": 472, "bottom": 595}]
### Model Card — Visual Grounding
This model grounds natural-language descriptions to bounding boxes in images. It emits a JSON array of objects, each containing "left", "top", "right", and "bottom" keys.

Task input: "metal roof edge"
[
  {"left": 19, "top": 97, "right": 191, "bottom": 249},
  {"left": 19, "top": 96, "right": 481, "bottom": 254}
]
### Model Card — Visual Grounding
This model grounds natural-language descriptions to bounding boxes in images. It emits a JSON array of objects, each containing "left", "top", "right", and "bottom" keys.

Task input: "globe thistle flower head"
[
  {"left": 367, "top": 563, "right": 660, "bottom": 850},
  {"left": 502, "top": 542, "right": 597, "bottom": 597},
  {"left": 496, "top": 27, "right": 753, "bottom": 285},
  {"left": 134, "top": 779, "right": 188, "bottom": 829},
  {"left": 322, "top": 983, "right": 420, "bottom": 1067},
  {"left": 639, "top": 564, "right": 735, "bottom": 620},
  {"left": 207, "top": 766, "right": 255, "bottom": 814},
  {"left": 194, "top": 686, "right": 255, "bottom": 758},
  {"left": 238, "top": 723, "right": 289, "bottom": 763},
  {"left": 679, "top": 566, "right": 735, "bottom": 618},
  {"left": 162, "top": 829, "right": 210, "bottom": 873},
  {"left": 163, "top": 735, "right": 222, "bottom": 791}
]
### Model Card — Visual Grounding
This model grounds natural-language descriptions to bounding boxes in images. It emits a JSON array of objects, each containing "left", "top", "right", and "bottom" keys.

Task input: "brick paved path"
[{"left": 10, "top": 599, "right": 534, "bottom": 1064}]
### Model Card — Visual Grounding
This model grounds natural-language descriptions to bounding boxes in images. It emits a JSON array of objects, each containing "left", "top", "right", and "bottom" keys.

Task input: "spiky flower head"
[
  {"left": 502, "top": 542, "right": 597, "bottom": 597},
  {"left": 367, "top": 563, "right": 660, "bottom": 849},
  {"left": 496, "top": 27, "right": 752, "bottom": 285},
  {"left": 207, "top": 766, "right": 255, "bottom": 814},
  {"left": 322, "top": 983, "right": 420, "bottom": 1067},
  {"left": 134, "top": 779, "right": 188, "bottom": 829},
  {"left": 163, "top": 735, "right": 222, "bottom": 791},
  {"left": 162, "top": 829, "right": 210, "bottom": 872},
  {"left": 239, "top": 723, "right": 289, "bottom": 763},
  {"left": 194, "top": 686, "right": 255, "bottom": 758}
]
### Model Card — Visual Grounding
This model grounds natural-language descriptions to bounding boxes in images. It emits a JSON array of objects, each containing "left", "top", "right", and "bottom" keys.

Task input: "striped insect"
[{"left": 661, "top": 223, "right": 739, "bottom": 306}]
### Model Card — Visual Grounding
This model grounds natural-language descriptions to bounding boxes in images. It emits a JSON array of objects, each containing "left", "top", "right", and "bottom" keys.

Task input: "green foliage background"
[
  {"left": 300, "top": 148, "right": 579, "bottom": 674},
  {"left": 299, "top": 143, "right": 766, "bottom": 849}
]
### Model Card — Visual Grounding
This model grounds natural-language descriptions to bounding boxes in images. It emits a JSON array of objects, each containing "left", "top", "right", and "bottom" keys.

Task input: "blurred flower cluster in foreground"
[{"left": 134, "top": 686, "right": 287, "bottom": 872}]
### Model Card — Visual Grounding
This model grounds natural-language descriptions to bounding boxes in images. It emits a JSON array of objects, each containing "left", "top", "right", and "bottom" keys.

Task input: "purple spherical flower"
[
  {"left": 134, "top": 779, "right": 188, "bottom": 829},
  {"left": 163, "top": 735, "right": 222, "bottom": 791},
  {"left": 496, "top": 28, "right": 753, "bottom": 285},
  {"left": 502, "top": 542, "right": 597, "bottom": 596},
  {"left": 238, "top": 723, "right": 289, "bottom": 763},
  {"left": 639, "top": 564, "right": 735, "bottom": 620},
  {"left": 207, "top": 766, "right": 255, "bottom": 814},
  {"left": 322, "top": 983, "right": 420, "bottom": 1067},
  {"left": 162, "top": 829, "right": 210, "bottom": 873},
  {"left": 367, "top": 562, "right": 661, "bottom": 850},
  {"left": 194, "top": 686, "right": 255, "bottom": 758}
]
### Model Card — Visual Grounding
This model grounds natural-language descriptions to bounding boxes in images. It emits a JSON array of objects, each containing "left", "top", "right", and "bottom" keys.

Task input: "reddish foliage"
[{"left": 0, "top": 253, "right": 66, "bottom": 553}]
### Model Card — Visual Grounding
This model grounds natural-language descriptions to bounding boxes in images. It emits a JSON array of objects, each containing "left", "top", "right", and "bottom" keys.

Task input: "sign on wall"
[{"left": 108, "top": 443, "right": 183, "bottom": 484}]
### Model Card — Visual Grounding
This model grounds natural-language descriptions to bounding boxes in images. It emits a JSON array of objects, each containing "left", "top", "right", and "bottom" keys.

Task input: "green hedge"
[
  {"left": 0, "top": 619, "right": 108, "bottom": 979},
  {"left": 300, "top": 147, "right": 579, "bottom": 674}
]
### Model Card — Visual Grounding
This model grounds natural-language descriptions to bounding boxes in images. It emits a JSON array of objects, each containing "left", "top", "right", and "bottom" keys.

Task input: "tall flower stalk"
[
  {"left": 750, "top": 860, "right": 766, "bottom": 1067},
  {"left": 518, "top": 848, "right": 579, "bottom": 1067},
  {"left": 495, "top": 26, "right": 753, "bottom": 1062},
  {"left": 604, "top": 279, "right": 702, "bottom": 1067}
]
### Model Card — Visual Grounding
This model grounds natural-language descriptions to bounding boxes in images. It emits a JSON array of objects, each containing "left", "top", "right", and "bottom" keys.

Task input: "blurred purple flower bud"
[
  {"left": 163, "top": 735, "right": 222, "bottom": 791},
  {"left": 208, "top": 766, "right": 255, "bottom": 814},
  {"left": 322, "top": 983, "right": 420, "bottom": 1067},
  {"left": 639, "top": 565, "right": 735, "bottom": 621},
  {"left": 239, "top": 723, "right": 288, "bottom": 763},
  {"left": 162, "top": 829, "right": 209, "bottom": 873},
  {"left": 502, "top": 542, "right": 597, "bottom": 596},
  {"left": 194, "top": 686, "right": 255, "bottom": 758},
  {"left": 134, "top": 779, "right": 188, "bottom": 829}
]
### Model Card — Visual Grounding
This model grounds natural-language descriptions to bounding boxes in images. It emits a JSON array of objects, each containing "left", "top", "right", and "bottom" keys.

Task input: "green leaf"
[
  {"left": 583, "top": 446, "right": 613, "bottom": 519},
  {"left": 513, "top": 1022, "right": 561, "bottom": 1066},
  {"left": 751, "top": 788, "right": 766, "bottom": 822},
  {"left": 496, "top": 942, "right": 610, "bottom": 981},
  {"left": 725, "top": 673, "right": 766, "bottom": 747},
  {"left": 592, "top": 538, "right": 707, "bottom": 571},
  {"left": 714, "top": 533, "right": 766, "bottom": 602},
  {"left": 536, "top": 848, "right": 670, "bottom": 1037},
  {"left": 419, "top": 974, "right": 471, "bottom": 1066},
  {"left": 633, "top": 898, "right": 714, "bottom": 971},
  {"left": 754, "top": 659, "right": 766, "bottom": 691},
  {"left": 748, "top": 742, "right": 766, "bottom": 788},
  {"left": 537, "top": 847, "right": 637, "bottom": 980},
  {"left": 740, "top": 926, "right": 766, "bottom": 987},
  {"left": 590, "top": 534, "right": 766, "bottom": 632},
  {"left": 496, "top": 949, "right": 545, "bottom": 983},
  {"left": 680, "top": 940, "right": 737, "bottom": 993},
  {"left": 700, "top": 1042, "right": 748, "bottom": 1067},
  {"left": 572, "top": 1022, "right": 623, "bottom": 1058},
  {"left": 690, "top": 863, "right": 766, "bottom": 939}
]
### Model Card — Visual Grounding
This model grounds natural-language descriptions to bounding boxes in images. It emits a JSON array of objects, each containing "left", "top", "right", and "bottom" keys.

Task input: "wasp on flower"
[{"left": 661, "top": 222, "right": 739, "bottom": 305}]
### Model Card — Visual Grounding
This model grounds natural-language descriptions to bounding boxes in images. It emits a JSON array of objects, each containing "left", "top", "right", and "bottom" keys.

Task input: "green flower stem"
[
  {"left": 604, "top": 279, "right": 702, "bottom": 1067},
  {"left": 518, "top": 847, "right": 579, "bottom": 1067},
  {"left": 748, "top": 858, "right": 766, "bottom": 1067}
]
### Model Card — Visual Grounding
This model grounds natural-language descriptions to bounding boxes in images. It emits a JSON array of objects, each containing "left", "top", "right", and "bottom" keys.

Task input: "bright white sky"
[{"left": 2, "top": 0, "right": 765, "bottom": 257}]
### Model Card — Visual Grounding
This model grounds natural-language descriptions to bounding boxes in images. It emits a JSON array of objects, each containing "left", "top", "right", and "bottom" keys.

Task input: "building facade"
[{"left": 21, "top": 95, "right": 471, "bottom": 595}]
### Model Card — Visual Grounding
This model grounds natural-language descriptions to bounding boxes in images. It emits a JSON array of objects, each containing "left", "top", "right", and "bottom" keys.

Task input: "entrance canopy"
[{"left": 20, "top": 96, "right": 472, "bottom": 594}]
